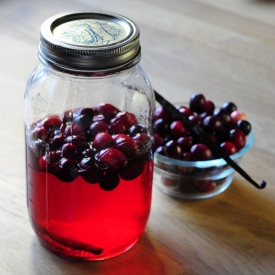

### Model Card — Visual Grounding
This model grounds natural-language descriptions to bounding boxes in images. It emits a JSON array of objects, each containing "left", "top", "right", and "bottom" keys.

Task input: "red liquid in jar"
[{"left": 26, "top": 105, "right": 154, "bottom": 260}]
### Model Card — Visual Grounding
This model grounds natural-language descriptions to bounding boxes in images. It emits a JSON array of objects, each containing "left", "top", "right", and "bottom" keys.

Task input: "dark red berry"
[
  {"left": 189, "top": 93, "right": 206, "bottom": 113},
  {"left": 178, "top": 106, "right": 194, "bottom": 117},
  {"left": 154, "top": 133, "right": 164, "bottom": 149},
  {"left": 95, "top": 148, "right": 128, "bottom": 171},
  {"left": 132, "top": 133, "right": 151, "bottom": 155},
  {"left": 155, "top": 106, "right": 172, "bottom": 121},
  {"left": 155, "top": 146, "right": 166, "bottom": 156},
  {"left": 165, "top": 140, "right": 182, "bottom": 159},
  {"left": 220, "top": 141, "right": 237, "bottom": 156},
  {"left": 62, "top": 143, "right": 79, "bottom": 159},
  {"left": 177, "top": 136, "right": 193, "bottom": 151},
  {"left": 95, "top": 103, "right": 119, "bottom": 120},
  {"left": 128, "top": 124, "right": 147, "bottom": 136},
  {"left": 229, "top": 129, "right": 246, "bottom": 149},
  {"left": 193, "top": 180, "right": 216, "bottom": 192},
  {"left": 203, "top": 115, "right": 223, "bottom": 132},
  {"left": 170, "top": 120, "right": 188, "bottom": 138},
  {"left": 89, "top": 121, "right": 109, "bottom": 139},
  {"left": 55, "top": 158, "right": 78, "bottom": 182},
  {"left": 80, "top": 168, "right": 103, "bottom": 184},
  {"left": 109, "top": 117, "right": 127, "bottom": 134},
  {"left": 204, "top": 100, "right": 215, "bottom": 114},
  {"left": 214, "top": 109, "right": 233, "bottom": 128},
  {"left": 93, "top": 132, "right": 115, "bottom": 151},
  {"left": 120, "top": 158, "right": 144, "bottom": 180},
  {"left": 116, "top": 111, "right": 137, "bottom": 128},
  {"left": 154, "top": 118, "right": 169, "bottom": 135},
  {"left": 113, "top": 134, "right": 139, "bottom": 159},
  {"left": 99, "top": 172, "right": 120, "bottom": 191},
  {"left": 41, "top": 116, "right": 62, "bottom": 130},
  {"left": 190, "top": 144, "right": 213, "bottom": 161}
]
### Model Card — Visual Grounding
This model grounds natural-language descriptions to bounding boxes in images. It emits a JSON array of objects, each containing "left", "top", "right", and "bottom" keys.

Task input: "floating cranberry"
[
  {"left": 189, "top": 93, "right": 206, "bottom": 114},
  {"left": 116, "top": 111, "right": 137, "bottom": 128},
  {"left": 42, "top": 116, "right": 62, "bottom": 130},
  {"left": 236, "top": 120, "right": 251, "bottom": 136},
  {"left": 73, "top": 114, "right": 93, "bottom": 130},
  {"left": 95, "top": 103, "right": 119, "bottom": 121},
  {"left": 220, "top": 141, "right": 237, "bottom": 156},
  {"left": 93, "top": 132, "right": 115, "bottom": 151},
  {"left": 109, "top": 117, "right": 127, "bottom": 134},
  {"left": 93, "top": 114, "right": 107, "bottom": 123},
  {"left": 55, "top": 158, "right": 78, "bottom": 182},
  {"left": 80, "top": 168, "right": 103, "bottom": 184},
  {"left": 113, "top": 134, "right": 139, "bottom": 159},
  {"left": 89, "top": 121, "right": 109, "bottom": 139},
  {"left": 50, "top": 133, "right": 65, "bottom": 148},
  {"left": 95, "top": 148, "right": 127, "bottom": 171},
  {"left": 32, "top": 127, "right": 47, "bottom": 140},
  {"left": 128, "top": 124, "right": 147, "bottom": 136},
  {"left": 229, "top": 129, "right": 246, "bottom": 149},
  {"left": 64, "top": 135, "right": 89, "bottom": 151},
  {"left": 170, "top": 120, "right": 188, "bottom": 138},
  {"left": 190, "top": 144, "right": 213, "bottom": 161},
  {"left": 62, "top": 143, "right": 79, "bottom": 159},
  {"left": 133, "top": 133, "right": 151, "bottom": 154},
  {"left": 63, "top": 124, "right": 85, "bottom": 136},
  {"left": 221, "top": 102, "right": 237, "bottom": 114},
  {"left": 99, "top": 172, "right": 120, "bottom": 191},
  {"left": 61, "top": 110, "right": 73, "bottom": 124},
  {"left": 165, "top": 140, "right": 182, "bottom": 159},
  {"left": 120, "top": 158, "right": 144, "bottom": 180}
]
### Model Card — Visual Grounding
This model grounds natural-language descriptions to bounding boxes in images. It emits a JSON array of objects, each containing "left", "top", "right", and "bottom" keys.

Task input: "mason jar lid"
[{"left": 39, "top": 11, "right": 141, "bottom": 72}]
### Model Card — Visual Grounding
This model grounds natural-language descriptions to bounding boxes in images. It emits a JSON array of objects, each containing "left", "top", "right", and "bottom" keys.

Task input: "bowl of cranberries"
[{"left": 153, "top": 93, "right": 253, "bottom": 199}]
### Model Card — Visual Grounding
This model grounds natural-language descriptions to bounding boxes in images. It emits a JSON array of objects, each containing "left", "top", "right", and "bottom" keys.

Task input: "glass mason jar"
[{"left": 24, "top": 11, "right": 155, "bottom": 260}]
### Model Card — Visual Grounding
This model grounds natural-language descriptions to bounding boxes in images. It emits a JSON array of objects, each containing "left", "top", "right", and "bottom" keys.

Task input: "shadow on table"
[{"left": 28, "top": 232, "right": 176, "bottom": 275}]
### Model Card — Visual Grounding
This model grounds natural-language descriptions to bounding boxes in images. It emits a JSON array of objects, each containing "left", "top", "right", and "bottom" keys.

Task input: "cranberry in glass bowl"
[{"left": 153, "top": 95, "right": 254, "bottom": 199}]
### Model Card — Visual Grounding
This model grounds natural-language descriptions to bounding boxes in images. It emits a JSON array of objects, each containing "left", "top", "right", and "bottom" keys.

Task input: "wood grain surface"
[{"left": 1, "top": 0, "right": 275, "bottom": 274}]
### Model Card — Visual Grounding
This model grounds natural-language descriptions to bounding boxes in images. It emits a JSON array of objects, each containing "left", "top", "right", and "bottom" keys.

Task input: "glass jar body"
[{"left": 24, "top": 62, "right": 155, "bottom": 260}]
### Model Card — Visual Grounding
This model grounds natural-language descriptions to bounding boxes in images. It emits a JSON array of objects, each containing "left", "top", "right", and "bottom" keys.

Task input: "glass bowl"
[{"left": 154, "top": 131, "right": 254, "bottom": 200}]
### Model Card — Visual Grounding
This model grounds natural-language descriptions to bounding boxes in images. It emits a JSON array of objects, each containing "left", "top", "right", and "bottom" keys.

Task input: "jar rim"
[{"left": 39, "top": 11, "right": 141, "bottom": 72}]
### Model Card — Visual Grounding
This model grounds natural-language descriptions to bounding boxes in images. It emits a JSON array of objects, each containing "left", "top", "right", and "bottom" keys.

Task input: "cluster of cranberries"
[
  {"left": 154, "top": 93, "right": 251, "bottom": 161},
  {"left": 28, "top": 103, "right": 152, "bottom": 191}
]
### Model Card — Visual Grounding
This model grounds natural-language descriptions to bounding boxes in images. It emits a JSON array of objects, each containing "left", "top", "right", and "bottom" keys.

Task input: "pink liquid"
[{"left": 27, "top": 148, "right": 153, "bottom": 260}]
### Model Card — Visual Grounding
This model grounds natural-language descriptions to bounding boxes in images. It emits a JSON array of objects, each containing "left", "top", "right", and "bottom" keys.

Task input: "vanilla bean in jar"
[{"left": 24, "top": 11, "right": 155, "bottom": 260}]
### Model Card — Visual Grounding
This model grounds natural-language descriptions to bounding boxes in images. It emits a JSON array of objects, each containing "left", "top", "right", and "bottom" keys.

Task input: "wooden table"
[{"left": 1, "top": 0, "right": 275, "bottom": 274}]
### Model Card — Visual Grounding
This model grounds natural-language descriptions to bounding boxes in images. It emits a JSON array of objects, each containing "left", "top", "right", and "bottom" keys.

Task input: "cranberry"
[
  {"left": 154, "top": 106, "right": 172, "bottom": 121},
  {"left": 93, "top": 114, "right": 107, "bottom": 123},
  {"left": 95, "top": 148, "right": 127, "bottom": 171},
  {"left": 93, "top": 132, "right": 115, "bottom": 151},
  {"left": 99, "top": 172, "right": 120, "bottom": 191},
  {"left": 132, "top": 133, "right": 151, "bottom": 154},
  {"left": 178, "top": 106, "right": 193, "bottom": 117},
  {"left": 182, "top": 152, "right": 192, "bottom": 161},
  {"left": 113, "top": 134, "right": 139, "bottom": 159},
  {"left": 50, "top": 133, "right": 65, "bottom": 148},
  {"left": 32, "top": 127, "right": 47, "bottom": 140},
  {"left": 38, "top": 151, "right": 61, "bottom": 171},
  {"left": 128, "top": 124, "right": 147, "bottom": 136},
  {"left": 220, "top": 141, "right": 237, "bottom": 156},
  {"left": 189, "top": 93, "right": 206, "bottom": 113},
  {"left": 55, "top": 158, "right": 78, "bottom": 182},
  {"left": 73, "top": 114, "right": 93, "bottom": 130},
  {"left": 61, "top": 110, "right": 73, "bottom": 124},
  {"left": 109, "top": 117, "right": 127, "bottom": 134},
  {"left": 214, "top": 109, "right": 233, "bottom": 128},
  {"left": 63, "top": 124, "right": 85, "bottom": 136},
  {"left": 120, "top": 158, "right": 144, "bottom": 180},
  {"left": 188, "top": 115, "right": 201, "bottom": 126},
  {"left": 236, "top": 120, "right": 251, "bottom": 136},
  {"left": 88, "top": 121, "right": 109, "bottom": 139},
  {"left": 193, "top": 180, "right": 216, "bottom": 192},
  {"left": 170, "top": 120, "right": 188, "bottom": 138},
  {"left": 190, "top": 144, "right": 213, "bottom": 161},
  {"left": 62, "top": 143, "right": 79, "bottom": 159},
  {"left": 95, "top": 103, "right": 119, "bottom": 120},
  {"left": 42, "top": 116, "right": 62, "bottom": 130},
  {"left": 165, "top": 140, "right": 182, "bottom": 159},
  {"left": 82, "top": 148, "right": 96, "bottom": 158},
  {"left": 221, "top": 102, "right": 237, "bottom": 114},
  {"left": 154, "top": 118, "right": 169, "bottom": 135},
  {"left": 116, "top": 111, "right": 137, "bottom": 128},
  {"left": 203, "top": 115, "right": 223, "bottom": 132},
  {"left": 29, "top": 140, "right": 46, "bottom": 156},
  {"left": 154, "top": 133, "right": 164, "bottom": 149},
  {"left": 177, "top": 136, "right": 193, "bottom": 151},
  {"left": 155, "top": 146, "right": 166, "bottom": 156},
  {"left": 204, "top": 100, "right": 215, "bottom": 113},
  {"left": 80, "top": 168, "right": 103, "bottom": 184},
  {"left": 230, "top": 110, "right": 247, "bottom": 125},
  {"left": 74, "top": 107, "right": 94, "bottom": 118},
  {"left": 229, "top": 129, "right": 246, "bottom": 149},
  {"left": 64, "top": 135, "right": 89, "bottom": 151}
]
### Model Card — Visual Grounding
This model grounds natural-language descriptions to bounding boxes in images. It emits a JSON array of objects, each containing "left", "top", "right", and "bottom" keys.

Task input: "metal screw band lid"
[{"left": 39, "top": 11, "right": 141, "bottom": 72}]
